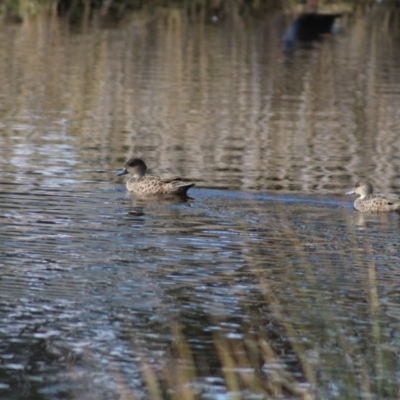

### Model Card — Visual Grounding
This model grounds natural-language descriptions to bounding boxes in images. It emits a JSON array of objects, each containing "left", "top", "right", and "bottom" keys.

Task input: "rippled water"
[{"left": 2, "top": 6, "right": 400, "bottom": 400}]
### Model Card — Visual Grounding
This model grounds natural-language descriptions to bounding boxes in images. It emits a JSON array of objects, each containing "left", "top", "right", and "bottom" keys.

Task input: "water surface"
[{"left": 2, "top": 6, "right": 400, "bottom": 399}]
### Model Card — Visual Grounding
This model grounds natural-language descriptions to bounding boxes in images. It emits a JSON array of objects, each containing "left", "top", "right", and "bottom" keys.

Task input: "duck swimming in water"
[
  {"left": 345, "top": 181, "right": 400, "bottom": 212},
  {"left": 117, "top": 158, "right": 194, "bottom": 196}
]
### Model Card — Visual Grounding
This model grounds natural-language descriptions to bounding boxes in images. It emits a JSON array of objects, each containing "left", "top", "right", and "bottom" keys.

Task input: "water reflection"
[
  {"left": 0, "top": 8, "right": 400, "bottom": 193},
  {"left": 283, "top": 12, "right": 342, "bottom": 53},
  {"left": 2, "top": 6, "right": 400, "bottom": 399},
  {"left": 350, "top": 210, "right": 400, "bottom": 229},
  {"left": 3, "top": 179, "right": 400, "bottom": 397}
]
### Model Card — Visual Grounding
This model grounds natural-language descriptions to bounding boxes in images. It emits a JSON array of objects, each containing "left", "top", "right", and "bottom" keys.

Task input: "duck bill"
[
  {"left": 117, "top": 168, "right": 128, "bottom": 176},
  {"left": 345, "top": 190, "right": 355, "bottom": 195}
]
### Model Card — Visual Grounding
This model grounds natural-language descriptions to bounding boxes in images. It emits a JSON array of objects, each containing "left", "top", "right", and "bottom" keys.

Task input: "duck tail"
[{"left": 178, "top": 183, "right": 195, "bottom": 195}]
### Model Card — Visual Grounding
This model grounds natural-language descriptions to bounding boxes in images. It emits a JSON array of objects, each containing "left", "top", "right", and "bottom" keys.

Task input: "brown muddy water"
[{"left": 2, "top": 6, "right": 400, "bottom": 400}]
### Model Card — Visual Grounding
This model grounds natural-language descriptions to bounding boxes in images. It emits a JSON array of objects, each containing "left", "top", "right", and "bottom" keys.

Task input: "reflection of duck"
[
  {"left": 345, "top": 181, "right": 400, "bottom": 212},
  {"left": 117, "top": 158, "right": 194, "bottom": 197},
  {"left": 283, "top": 13, "right": 341, "bottom": 52}
]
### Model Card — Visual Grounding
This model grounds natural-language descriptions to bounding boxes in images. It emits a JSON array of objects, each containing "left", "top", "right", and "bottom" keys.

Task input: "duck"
[
  {"left": 117, "top": 158, "right": 194, "bottom": 196},
  {"left": 345, "top": 181, "right": 400, "bottom": 212}
]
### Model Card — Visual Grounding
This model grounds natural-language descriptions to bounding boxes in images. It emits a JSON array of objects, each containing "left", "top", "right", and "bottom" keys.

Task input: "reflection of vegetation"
[
  {"left": 124, "top": 277, "right": 390, "bottom": 398},
  {"left": 0, "top": 0, "right": 391, "bottom": 23},
  {"left": 1, "top": 0, "right": 289, "bottom": 22},
  {"left": 113, "top": 211, "right": 396, "bottom": 400}
]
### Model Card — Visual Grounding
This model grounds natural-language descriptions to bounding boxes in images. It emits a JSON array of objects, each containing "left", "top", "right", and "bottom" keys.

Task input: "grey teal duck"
[
  {"left": 117, "top": 158, "right": 194, "bottom": 196},
  {"left": 345, "top": 181, "right": 400, "bottom": 212}
]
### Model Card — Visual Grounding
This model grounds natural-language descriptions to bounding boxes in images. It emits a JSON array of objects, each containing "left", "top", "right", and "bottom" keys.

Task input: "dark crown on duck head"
[
  {"left": 117, "top": 158, "right": 147, "bottom": 178},
  {"left": 118, "top": 158, "right": 147, "bottom": 179},
  {"left": 125, "top": 158, "right": 146, "bottom": 168}
]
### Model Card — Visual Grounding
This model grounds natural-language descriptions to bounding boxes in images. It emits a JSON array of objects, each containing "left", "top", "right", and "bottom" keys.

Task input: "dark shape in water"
[{"left": 283, "top": 13, "right": 342, "bottom": 53}]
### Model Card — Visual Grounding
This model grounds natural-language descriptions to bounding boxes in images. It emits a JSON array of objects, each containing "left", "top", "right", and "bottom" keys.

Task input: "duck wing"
[
  {"left": 143, "top": 174, "right": 179, "bottom": 182},
  {"left": 374, "top": 193, "right": 400, "bottom": 204}
]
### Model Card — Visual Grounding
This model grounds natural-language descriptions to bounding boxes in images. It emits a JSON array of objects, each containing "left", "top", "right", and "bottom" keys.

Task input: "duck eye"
[{"left": 355, "top": 183, "right": 360, "bottom": 188}]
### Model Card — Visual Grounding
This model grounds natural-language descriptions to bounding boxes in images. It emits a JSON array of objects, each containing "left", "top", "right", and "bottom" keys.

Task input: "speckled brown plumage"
[
  {"left": 346, "top": 181, "right": 400, "bottom": 212},
  {"left": 117, "top": 158, "right": 194, "bottom": 196}
]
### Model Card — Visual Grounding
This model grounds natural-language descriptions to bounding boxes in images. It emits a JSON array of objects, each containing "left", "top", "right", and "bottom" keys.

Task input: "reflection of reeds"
[
  {"left": 136, "top": 324, "right": 315, "bottom": 400},
  {"left": 3, "top": 0, "right": 396, "bottom": 23},
  {"left": 18, "top": 195, "right": 397, "bottom": 399},
  {"left": 4, "top": 5, "right": 400, "bottom": 192},
  {"left": 118, "top": 207, "right": 395, "bottom": 400},
  {"left": 1, "top": 0, "right": 292, "bottom": 21}
]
